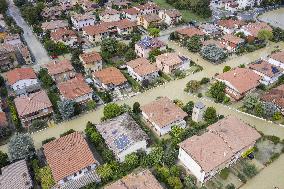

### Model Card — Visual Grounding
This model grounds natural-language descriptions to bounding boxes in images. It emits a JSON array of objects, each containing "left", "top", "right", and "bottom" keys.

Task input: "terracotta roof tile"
[
  {"left": 43, "top": 132, "right": 97, "bottom": 182},
  {"left": 80, "top": 51, "right": 102, "bottom": 65},
  {"left": 14, "top": 90, "right": 53, "bottom": 117},
  {"left": 44, "top": 59, "right": 74, "bottom": 76},
  {"left": 141, "top": 97, "right": 187, "bottom": 128},
  {"left": 249, "top": 60, "right": 283, "bottom": 77},
  {"left": 122, "top": 8, "right": 139, "bottom": 15},
  {"left": 242, "top": 22, "right": 272, "bottom": 37},
  {"left": 179, "top": 116, "right": 260, "bottom": 173},
  {"left": 222, "top": 34, "right": 244, "bottom": 44},
  {"left": 6, "top": 68, "right": 37, "bottom": 85},
  {"left": 140, "top": 14, "right": 160, "bottom": 23},
  {"left": 176, "top": 27, "right": 205, "bottom": 38},
  {"left": 126, "top": 57, "right": 158, "bottom": 76},
  {"left": 41, "top": 20, "right": 69, "bottom": 31},
  {"left": 93, "top": 67, "right": 127, "bottom": 86},
  {"left": 156, "top": 52, "right": 187, "bottom": 66},
  {"left": 217, "top": 19, "right": 245, "bottom": 29},
  {"left": 270, "top": 51, "right": 284, "bottom": 64},
  {"left": 105, "top": 170, "right": 163, "bottom": 189},
  {"left": 216, "top": 68, "right": 261, "bottom": 94},
  {"left": 261, "top": 84, "right": 284, "bottom": 108},
  {"left": 0, "top": 112, "right": 8, "bottom": 127},
  {"left": 58, "top": 77, "right": 93, "bottom": 100},
  {"left": 50, "top": 28, "right": 77, "bottom": 41}
]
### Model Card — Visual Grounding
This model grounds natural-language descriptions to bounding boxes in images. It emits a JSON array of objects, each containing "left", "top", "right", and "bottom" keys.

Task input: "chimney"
[{"left": 233, "top": 72, "right": 236, "bottom": 77}]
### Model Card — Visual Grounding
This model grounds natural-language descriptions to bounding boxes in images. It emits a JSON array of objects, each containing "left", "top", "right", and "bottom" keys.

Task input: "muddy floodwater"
[{"left": 258, "top": 8, "right": 284, "bottom": 29}]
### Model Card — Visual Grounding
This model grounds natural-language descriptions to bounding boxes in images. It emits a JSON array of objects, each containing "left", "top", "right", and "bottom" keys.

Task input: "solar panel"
[
  {"left": 112, "top": 129, "right": 118, "bottom": 135},
  {"left": 272, "top": 66, "right": 279, "bottom": 74},
  {"left": 114, "top": 134, "right": 130, "bottom": 150}
]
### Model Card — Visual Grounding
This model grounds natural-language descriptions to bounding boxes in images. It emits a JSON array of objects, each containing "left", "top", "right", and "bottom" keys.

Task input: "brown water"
[{"left": 259, "top": 8, "right": 284, "bottom": 29}]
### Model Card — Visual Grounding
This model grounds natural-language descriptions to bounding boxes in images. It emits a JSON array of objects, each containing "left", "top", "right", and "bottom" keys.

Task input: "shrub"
[
  {"left": 272, "top": 112, "right": 282, "bottom": 121},
  {"left": 265, "top": 135, "right": 280, "bottom": 144},
  {"left": 86, "top": 100, "right": 96, "bottom": 111},
  {"left": 242, "top": 163, "right": 257, "bottom": 178},
  {"left": 200, "top": 77, "right": 210, "bottom": 85},
  {"left": 60, "top": 129, "right": 76, "bottom": 137},
  {"left": 226, "top": 184, "right": 235, "bottom": 189},
  {"left": 220, "top": 168, "right": 229, "bottom": 180},
  {"left": 42, "top": 137, "right": 56, "bottom": 145},
  {"left": 237, "top": 172, "right": 247, "bottom": 183},
  {"left": 197, "top": 93, "right": 202, "bottom": 98},
  {"left": 30, "top": 119, "right": 48, "bottom": 132}
]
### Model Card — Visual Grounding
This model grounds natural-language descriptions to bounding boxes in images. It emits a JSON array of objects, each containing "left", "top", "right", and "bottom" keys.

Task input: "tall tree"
[
  {"left": 57, "top": 99, "right": 75, "bottom": 120},
  {"left": 103, "top": 103, "right": 123, "bottom": 120},
  {"left": 0, "top": 0, "right": 8, "bottom": 14}
]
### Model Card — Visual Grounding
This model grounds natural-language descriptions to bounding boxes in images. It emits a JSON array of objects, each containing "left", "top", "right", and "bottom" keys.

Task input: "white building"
[
  {"left": 192, "top": 102, "right": 206, "bottom": 122},
  {"left": 71, "top": 14, "right": 96, "bottom": 30},
  {"left": 43, "top": 132, "right": 100, "bottom": 188},
  {"left": 268, "top": 51, "right": 284, "bottom": 69},
  {"left": 99, "top": 8, "right": 121, "bottom": 22},
  {"left": 178, "top": 116, "right": 261, "bottom": 183},
  {"left": 96, "top": 113, "right": 149, "bottom": 162},
  {"left": 158, "top": 9, "right": 182, "bottom": 26},
  {"left": 126, "top": 57, "right": 159, "bottom": 83},
  {"left": 6, "top": 68, "right": 40, "bottom": 95},
  {"left": 141, "top": 97, "right": 188, "bottom": 136},
  {"left": 135, "top": 36, "right": 166, "bottom": 58},
  {"left": 249, "top": 60, "right": 283, "bottom": 85}
]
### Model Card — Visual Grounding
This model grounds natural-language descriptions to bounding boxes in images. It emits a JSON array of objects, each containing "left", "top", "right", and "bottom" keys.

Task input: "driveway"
[{"left": 7, "top": 0, "right": 50, "bottom": 65}]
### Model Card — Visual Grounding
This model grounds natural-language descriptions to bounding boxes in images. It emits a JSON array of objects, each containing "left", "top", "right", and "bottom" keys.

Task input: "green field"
[{"left": 153, "top": 0, "right": 208, "bottom": 22}]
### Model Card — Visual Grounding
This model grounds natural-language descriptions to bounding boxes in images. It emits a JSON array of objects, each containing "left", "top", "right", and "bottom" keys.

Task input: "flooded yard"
[{"left": 258, "top": 8, "right": 284, "bottom": 29}]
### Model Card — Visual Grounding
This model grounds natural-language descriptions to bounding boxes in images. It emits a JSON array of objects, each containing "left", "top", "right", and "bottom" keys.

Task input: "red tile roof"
[
  {"left": 176, "top": 27, "right": 205, "bottom": 38},
  {"left": 270, "top": 51, "right": 284, "bottom": 64},
  {"left": 80, "top": 51, "right": 102, "bottom": 65},
  {"left": 6, "top": 68, "right": 37, "bottom": 85},
  {"left": 261, "top": 84, "right": 284, "bottom": 109},
  {"left": 242, "top": 22, "right": 272, "bottom": 37},
  {"left": 14, "top": 90, "right": 53, "bottom": 117},
  {"left": 126, "top": 57, "right": 158, "bottom": 76},
  {"left": 249, "top": 60, "right": 283, "bottom": 77},
  {"left": 0, "top": 112, "right": 8, "bottom": 127},
  {"left": 216, "top": 68, "right": 261, "bottom": 94},
  {"left": 222, "top": 34, "right": 244, "bottom": 44},
  {"left": 44, "top": 59, "right": 74, "bottom": 76},
  {"left": 50, "top": 28, "right": 77, "bottom": 41},
  {"left": 141, "top": 97, "right": 187, "bottom": 128},
  {"left": 217, "top": 19, "right": 244, "bottom": 29},
  {"left": 43, "top": 132, "right": 97, "bottom": 182},
  {"left": 93, "top": 67, "right": 127, "bottom": 86},
  {"left": 122, "top": 7, "right": 139, "bottom": 15},
  {"left": 58, "top": 77, "right": 93, "bottom": 100}
]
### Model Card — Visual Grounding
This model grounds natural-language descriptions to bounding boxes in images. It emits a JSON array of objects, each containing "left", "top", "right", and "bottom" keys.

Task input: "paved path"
[{"left": 7, "top": 0, "right": 50, "bottom": 65}]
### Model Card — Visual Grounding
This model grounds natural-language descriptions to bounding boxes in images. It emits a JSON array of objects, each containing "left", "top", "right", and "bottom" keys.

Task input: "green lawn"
[{"left": 153, "top": 0, "right": 208, "bottom": 22}]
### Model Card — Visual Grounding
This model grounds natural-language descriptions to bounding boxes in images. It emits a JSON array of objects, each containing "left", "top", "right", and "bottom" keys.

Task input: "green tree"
[
  {"left": 170, "top": 125, "right": 185, "bottom": 145},
  {"left": 173, "top": 99, "right": 184, "bottom": 108},
  {"left": 243, "top": 94, "right": 259, "bottom": 110},
  {"left": 185, "top": 80, "right": 201, "bottom": 93},
  {"left": 155, "top": 166, "right": 170, "bottom": 182},
  {"left": 30, "top": 119, "right": 48, "bottom": 132},
  {"left": 8, "top": 133, "right": 35, "bottom": 161},
  {"left": 163, "top": 147, "right": 178, "bottom": 166},
  {"left": 209, "top": 81, "right": 226, "bottom": 102},
  {"left": 0, "top": 151, "right": 8, "bottom": 169},
  {"left": 0, "top": 0, "right": 8, "bottom": 14},
  {"left": 148, "top": 49, "right": 162, "bottom": 62},
  {"left": 184, "top": 175, "right": 197, "bottom": 189},
  {"left": 242, "top": 163, "right": 257, "bottom": 178},
  {"left": 148, "top": 27, "right": 160, "bottom": 37},
  {"left": 97, "top": 163, "right": 114, "bottom": 182},
  {"left": 167, "top": 176, "right": 183, "bottom": 189},
  {"left": 183, "top": 101, "right": 194, "bottom": 115},
  {"left": 187, "top": 36, "right": 202, "bottom": 52},
  {"left": 132, "top": 102, "right": 141, "bottom": 114},
  {"left": 101, "top": 38, "right": 118, "bottom": 59},
  {"left": 38, "top": 68, "right": 54, "bottom": 89},
  {"left": 272, "top": 112, "right": 282, "bottom": 121},
  {"left": 226, "top": 184, "right": 236, "bottom": 189},
  {"left": 125, "top": 48, "right": 137, "bottom": 61},
  {"left": 257, "top": 29, "right": 273, "bottom": 41},
  {"left": 38, "top": 166, "right": 55, "bottom": 189},
  {"left": 103, "top": 103, "right": 123, "bottom": 120},
  {"left": 255, "top": 103, "right": 264, "bottom": 117},
  {"left": 146, "top": 147, "right": 164, "bottom": 166},
  {"left": 203, "top": 107, "right": 217, "bottom": 124},
  {"left": 86, "top": 100, "right": 96, "bottom": 111},
  {"left": 201, "top": 44, "right": 227, "bottom": 63},
  {"left": 58, "top": 100, "right": 75, "bottom": 120},
  {"left": 223, "top": 65, "right": 231, "bottom": 73},
  {"left": 124, "top": 153, "right": 139, "bottom": 171}
]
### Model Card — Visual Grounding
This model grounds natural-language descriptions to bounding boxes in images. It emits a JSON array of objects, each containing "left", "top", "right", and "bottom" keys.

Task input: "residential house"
[
  {"left": 99, "top": 8, "right": 121, "bottom": 22},
  {"left": 0, "top": 44, "right": 18, "bottom": 72},
  {"left": 156, "top": 52, "right": 190, "bottom": 74},
  {"left": 81, "top": 0, "right": 96, "bottom": 12},
  {"left": 239, "top": 22, "right": 272, "bottom": 39},
  {"left": 41, "top": 20, "right": 69, "bottom": 32},
  {"left": 121, "top": 8, "right": 141, "bottom": 21},
  {"left": 178, "top": 116, "right": 261, "bottom": 183},
  {"left": 268, "top": 51, "right": 284, "bottom": 69},
  {"left": 106, "top": 0, "right": 130, "bottom": 9},
  {"left": 41, "top": 6, "right": 63, "bottom": 20},
  {"left": 43, "top": 59, "right": 76, "bottom": 83},
  {"left": 17, "top": 45, "right": 32, "bottom": 64},
  {"left": 135, "top": 36, "right": 166, "bottom": 58},
  {"left": 134, "top": 2, "right": 160, "bottom": 15},
  {"left": 137, "top": 14, "right": 161, "bottom": 29},
  {"left": 158, "top": 9, "right": 182, "bottom": 26},
  {"left": 176, "top": 27, "right": 206, "bottom": 40},
  {"left": 221, "top": 34, "right": 244, "bottom": 52},
  {"left": 217, "top": 19, "right": 245, "bottom": 34},
  {"left": 126, "top": 57, "right": 159, "bottom": 83},
  {"left": 0, "top": 160, "right": 33, "bottom": 189},
  {"left": 14, "top": 90, "right": 53, "bottom": 126},
  {"left": 93, "top": 67, "right": 128, "bottom": 91},
  {"left": 43, "top": 132, "right": 100, "bottom": 188},
  {"left": 261, "top": 84, "right": 284, "bottom": 115},
  {"left": 83, "top": 19, "right": 136, "bottom": 42},
  {"left": 141, "top": 97, "right": 187, "bottom": 136},
  {"left": 79, "top": 51, "right": 102, "bottom": 74},
  {"left": 59, "top": 0, "right": 73, "bottom": 10},
  {"left": 71, "top": 14, "right": 96, "bottom": 30},
  {"left": 249, "top": 59, "right": 283, "bottom": 85},
  {"left": 96, "top": 113, "right": 148, "bottom": 162},
  {"left": 58, "top": 77, "right": 93, "bottom": 104},
  {"left": 50, "top": 28, "right": 78, "bottom": 47},
  {"left": 199, "top": 23, "right": 222, "bottom": 36},
  {"left": 105, "top": 170, "right": 163, "bottom": 189},
  {"left": 4, "top": 34, "right": 22, "bottom": 46},
  {"left": 215, "top": 67, "right": 261, "bottom": 100},
  {"left": 6, "top": 68, "right": 40, "bottom": 95}
]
